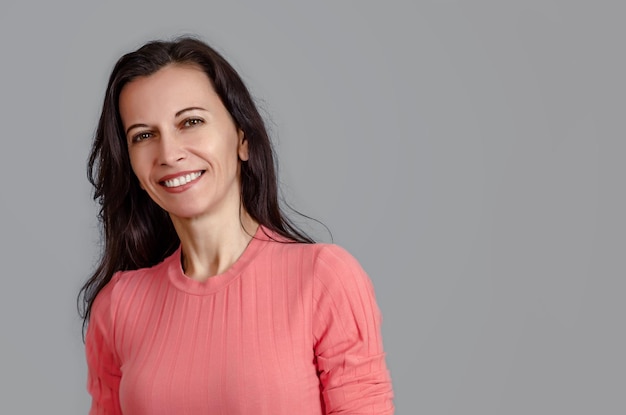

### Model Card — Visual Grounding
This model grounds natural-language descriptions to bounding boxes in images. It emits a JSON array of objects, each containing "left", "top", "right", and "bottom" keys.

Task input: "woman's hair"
[{"left": 78, "top": 36, "right": 315, "bottom": 327}]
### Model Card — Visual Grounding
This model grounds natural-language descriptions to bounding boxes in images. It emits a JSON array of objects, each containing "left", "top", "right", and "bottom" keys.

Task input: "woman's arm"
[
  {"left": 313, "top": 245, "right": 395, "bottom": 414},
  {"left": 85, "top": 275, "right": 123, "bottom": 415}
]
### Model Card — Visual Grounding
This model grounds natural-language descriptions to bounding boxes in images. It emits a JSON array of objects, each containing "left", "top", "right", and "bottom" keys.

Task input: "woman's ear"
[{"left": 237, "top": 129, "right": 249, "bottom": 161}]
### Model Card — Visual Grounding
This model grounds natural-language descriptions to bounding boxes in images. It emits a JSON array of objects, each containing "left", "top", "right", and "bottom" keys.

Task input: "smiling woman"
[
  {"left": 120, "top": 64, "right": 249, "bottom": 226},
  {"left": 78, "top": 36, "right": 394, "bottom": 414}
]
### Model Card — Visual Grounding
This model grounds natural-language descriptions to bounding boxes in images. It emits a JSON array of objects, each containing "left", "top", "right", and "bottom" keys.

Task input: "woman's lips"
[{"left": 159, "top": 170, "right": 205, "bottom": 188}]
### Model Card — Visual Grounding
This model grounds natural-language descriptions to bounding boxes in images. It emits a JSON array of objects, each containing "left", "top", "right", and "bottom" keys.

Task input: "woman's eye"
[
  {"left": 132, "top": 132, "right": 153, "bottom": 142},
  {"left": 183, "top": 118, "right": 204, "bottom": 128}
]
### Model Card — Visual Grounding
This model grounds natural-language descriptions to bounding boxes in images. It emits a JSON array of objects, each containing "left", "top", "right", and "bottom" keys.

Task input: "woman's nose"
[{"left": 158, "top": 132, "right": 186, "bottom": 165}]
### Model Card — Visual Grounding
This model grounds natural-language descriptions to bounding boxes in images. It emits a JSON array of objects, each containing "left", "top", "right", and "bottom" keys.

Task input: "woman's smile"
[{"left": 160, "top": 170, "right": 205, "bottom": 189}]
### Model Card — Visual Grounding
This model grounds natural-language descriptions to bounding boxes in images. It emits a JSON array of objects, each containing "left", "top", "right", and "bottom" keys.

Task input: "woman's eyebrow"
[
  {"left": 125, "top": 123, "right": 148, "bottom": 136},
  {"left": 175, "top": 106, "right": 208, "bottom": 117}
]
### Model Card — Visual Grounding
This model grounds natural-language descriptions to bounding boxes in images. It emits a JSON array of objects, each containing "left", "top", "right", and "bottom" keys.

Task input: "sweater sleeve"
[
  {"left": 85, "top": 274, "right": 123, "bottom": 415},
  {"left": 312, "top": 245, "right": 394, "bottom": 414}
]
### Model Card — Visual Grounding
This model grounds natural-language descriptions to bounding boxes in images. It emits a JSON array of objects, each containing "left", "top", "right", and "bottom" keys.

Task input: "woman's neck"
[{"left": 170, "top": 211, "right": 259, "bottom": 282}]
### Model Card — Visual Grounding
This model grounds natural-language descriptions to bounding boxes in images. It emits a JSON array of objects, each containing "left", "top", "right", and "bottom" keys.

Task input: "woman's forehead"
[{"left": 119, "top": 65, "right": 218, "bottom": 123}]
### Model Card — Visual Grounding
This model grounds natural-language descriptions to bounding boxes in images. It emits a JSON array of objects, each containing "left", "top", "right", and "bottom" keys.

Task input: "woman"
[{"left": 79, "top": 36, "right": 394, "bottom": 415}]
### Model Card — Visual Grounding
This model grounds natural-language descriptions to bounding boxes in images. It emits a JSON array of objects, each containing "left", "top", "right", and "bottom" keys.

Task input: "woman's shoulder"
[
  {"left": 264, "top": 238, "right": 366, "bottom": 279},
  {"left": 100, "top": 249, "right": 179, "bottom": 304},
  {"left": 261, "top": 232, "right": 342, "bottom": 257},
  {"left": 308, "top": 243, "right": 368, "bottom": 281},
  {"left": 297, "top": 242, "right": 361, "bottom": 268}
]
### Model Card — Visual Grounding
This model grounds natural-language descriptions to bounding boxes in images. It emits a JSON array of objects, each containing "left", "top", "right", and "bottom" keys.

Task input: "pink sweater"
[{"left": 86, "top": 227, "right": 394, "bottom": 414}]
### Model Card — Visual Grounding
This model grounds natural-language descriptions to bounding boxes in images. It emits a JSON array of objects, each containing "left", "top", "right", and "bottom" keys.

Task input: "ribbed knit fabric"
[{"left": 86, "top": 226, "right": 394, "bottom": 414}]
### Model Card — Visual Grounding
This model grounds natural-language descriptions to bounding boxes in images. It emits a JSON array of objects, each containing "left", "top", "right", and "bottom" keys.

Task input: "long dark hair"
[{"left": 78, "top": 36, "right": 314, "bottom": 328}]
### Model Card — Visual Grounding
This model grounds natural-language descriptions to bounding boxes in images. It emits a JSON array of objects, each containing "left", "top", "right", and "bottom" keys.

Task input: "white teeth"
[{"left": 163, "top": 171, "right": 202, "bottom": 188}]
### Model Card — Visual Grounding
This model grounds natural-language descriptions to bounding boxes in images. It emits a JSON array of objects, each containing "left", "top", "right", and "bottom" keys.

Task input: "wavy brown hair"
[{"left": 78, "top": 36, "right": 315, "bottom": 329}]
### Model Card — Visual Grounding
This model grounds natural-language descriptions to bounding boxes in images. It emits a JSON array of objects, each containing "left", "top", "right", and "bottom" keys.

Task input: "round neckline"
[{"left": 166, "top": 225, "right": 272, "bottom": 295}]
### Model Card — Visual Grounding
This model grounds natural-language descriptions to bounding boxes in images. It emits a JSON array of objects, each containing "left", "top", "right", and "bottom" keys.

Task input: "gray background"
[{"left": 0, "top": 0, "right": 624, "bottom": 414}]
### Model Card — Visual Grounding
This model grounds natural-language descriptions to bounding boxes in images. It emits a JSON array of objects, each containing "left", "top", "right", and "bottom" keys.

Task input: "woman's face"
[{"left": 119, "top": 64, "right": 248, "bottom": 222}]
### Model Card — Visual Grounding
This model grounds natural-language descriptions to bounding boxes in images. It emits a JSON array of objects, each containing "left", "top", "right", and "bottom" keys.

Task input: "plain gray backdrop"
[{"left": 1, "top": 0, "right": 624, "bottom": 413}]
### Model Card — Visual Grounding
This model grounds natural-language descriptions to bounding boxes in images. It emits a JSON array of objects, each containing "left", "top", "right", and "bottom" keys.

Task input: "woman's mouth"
[{"left": 161, "top": 171, "right": 204, "bottom": 188}]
